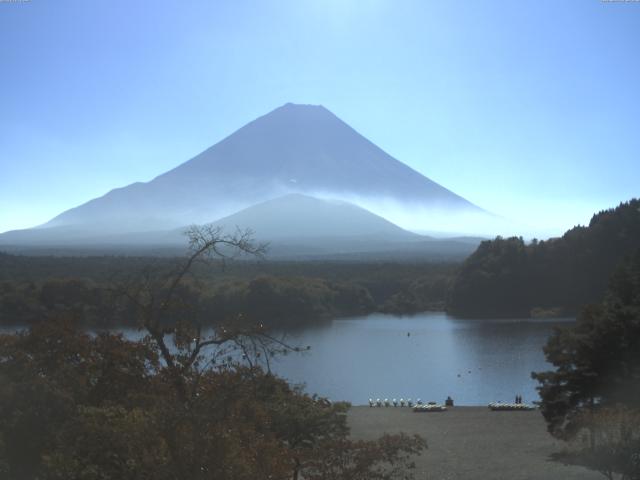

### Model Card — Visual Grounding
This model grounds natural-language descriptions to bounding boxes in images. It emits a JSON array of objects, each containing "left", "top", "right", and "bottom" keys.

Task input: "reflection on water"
[{"left": 0, "top": 312, "right": 573, "bottom": 406}]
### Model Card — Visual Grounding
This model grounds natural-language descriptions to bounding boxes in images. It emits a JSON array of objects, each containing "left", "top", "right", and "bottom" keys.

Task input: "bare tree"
[
  {"left": 112, "top": 224, "right": 289, "bottom": 402},
  {"left": 107, "top": 225, "right": 310, "bottom": 478}
]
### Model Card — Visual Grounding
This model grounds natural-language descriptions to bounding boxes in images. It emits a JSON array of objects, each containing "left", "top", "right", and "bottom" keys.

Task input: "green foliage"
[
  {"left": 0, "top": 227, "right": 426, "bottom": 479},
  {"left": 205, "top": 275, "right": 375, "bottom": 326},
  {"left": 532, "top": 248, "right": 640, "bottom": 436},
  {"left": 44, "top": 406, "right": 171, "bottom": 480},
  {"left": 0, "top": 320, "right": 425, "bottom": 480},
  {"left": 530, "top": 248, "right": 640, "bottom": 480},
  {"left": 0, "top": 256, "right": 459, "bottom": 327},
  {"left": 449, "top": 199, "right": 640, "bottom": 317},
  {"left": 0, "top": 319, "right": 159, "bottom": 479},
  {"left": 532, "top": 249, "right": 640, "bottom": 439},
  {"left": 381, "top": 273, "right": 451, "bottom": 314}
]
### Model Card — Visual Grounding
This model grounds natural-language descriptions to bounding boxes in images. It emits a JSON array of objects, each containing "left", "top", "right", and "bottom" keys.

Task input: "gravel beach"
[{"left": 348, "top": 406, "right": 601, "bottom": 480}]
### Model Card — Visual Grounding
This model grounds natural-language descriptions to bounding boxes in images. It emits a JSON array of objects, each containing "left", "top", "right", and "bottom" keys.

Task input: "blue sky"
[{"left": 1, "top": 0, "right": 638, "bottom": 236}]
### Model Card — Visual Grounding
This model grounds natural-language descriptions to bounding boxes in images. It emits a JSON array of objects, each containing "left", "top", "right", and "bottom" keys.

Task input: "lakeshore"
[{"left": 348, "top": 406, "right": 601, "bottom": 480}]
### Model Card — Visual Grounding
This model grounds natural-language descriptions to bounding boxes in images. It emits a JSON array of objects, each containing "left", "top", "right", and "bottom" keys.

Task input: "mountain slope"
[
  {"left": 0, "top": 194, "right": 481, "bottom": 260},
  {"left": 0, "top": 194, "right": 419, "bottom": 246},
  {"left": 42, "top": 103, "right": 483, "bottom": 232},
  {"left": 211, "top": 194, "right": 419, "bottom": 241}
]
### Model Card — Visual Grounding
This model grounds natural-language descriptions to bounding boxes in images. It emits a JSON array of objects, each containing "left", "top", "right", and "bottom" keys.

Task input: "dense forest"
[
  {"left": 0, "top": 226, "right": 428, "bottom": 480},
  {"left": 0, "top": 253, "right": 456, "bottom": 328},
  {"left": 448, "top": 199, "right": 640, "bottom": 317}
]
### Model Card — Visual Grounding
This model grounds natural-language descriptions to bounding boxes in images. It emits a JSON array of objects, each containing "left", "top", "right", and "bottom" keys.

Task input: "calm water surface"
[
  {"left": 1, "top": 312, "right": 573, "bottom": 406},
  {"left": 267, "top": 312, "right": 572, "bottom": 406}
]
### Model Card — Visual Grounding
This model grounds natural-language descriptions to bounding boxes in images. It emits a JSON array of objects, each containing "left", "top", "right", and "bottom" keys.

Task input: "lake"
[
  {"left": 267, "top": 312, "right": 572, "bottom": 406},
  {"left": 0, "top": 312, "right": 573, "bottom": 406}
]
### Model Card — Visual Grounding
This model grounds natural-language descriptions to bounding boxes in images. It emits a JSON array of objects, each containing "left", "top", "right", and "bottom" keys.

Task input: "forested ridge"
[
  {"left": 0, "top": 254, "right": 455, "bottom": 328},
  {"left": 448, "top": 199, "right": 640, "bottom": 317},
  {"left": 3, "top": 198, "right": 638, "bottom": 326}
]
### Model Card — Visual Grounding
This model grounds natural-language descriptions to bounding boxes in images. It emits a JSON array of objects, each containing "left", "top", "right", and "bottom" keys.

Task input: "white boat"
[{"left": 413, "top": 403, "right": 447, "bottom": 412}]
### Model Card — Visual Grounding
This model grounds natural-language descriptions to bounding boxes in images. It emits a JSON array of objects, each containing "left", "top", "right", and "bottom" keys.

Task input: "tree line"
[
  {"left": 0, "top": 253, "right": 457, "bottom": 328},
  {"left": 0, "top": 226, "right": 426, "bottom": 480},
  {"left": 448, "top": 199, "right": 640, "bottom": 317}
]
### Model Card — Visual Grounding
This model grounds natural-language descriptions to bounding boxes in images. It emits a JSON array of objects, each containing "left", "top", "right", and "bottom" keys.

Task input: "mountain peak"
[
  {"left": 35, "top": 103, "right": 486, "bottom": 233},
  {"left": 260, "top": 102, "right": 335, "bottom": 123},
  {"left": 280, "top": 102, "right": 325, "bottom": 110}
]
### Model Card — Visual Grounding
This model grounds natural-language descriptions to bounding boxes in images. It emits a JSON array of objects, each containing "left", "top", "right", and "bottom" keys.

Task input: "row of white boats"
[
  {"left": 368, "top": 398, "right": 422, "bottom": 408},
  {"left": 368, "top": 398, "right": 536, "bottom": 412},
  {"left": 368, "top": 398, "right": 449, "bottom": 411},
  {"left": 488, "top": 402, "right": 535, "bottom": 411}
]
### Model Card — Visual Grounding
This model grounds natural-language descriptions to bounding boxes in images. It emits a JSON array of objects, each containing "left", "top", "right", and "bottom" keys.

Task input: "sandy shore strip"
[{"left": 348, "top": 406, "right": 601, "bottom": 480}]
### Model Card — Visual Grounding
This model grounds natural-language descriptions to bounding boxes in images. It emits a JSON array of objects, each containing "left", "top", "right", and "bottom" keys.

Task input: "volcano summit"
[{"left": 1, "top": 104, "right": 493, "bottom": 251}]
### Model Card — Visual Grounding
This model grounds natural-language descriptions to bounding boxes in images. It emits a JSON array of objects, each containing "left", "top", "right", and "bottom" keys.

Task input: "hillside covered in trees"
[
  {"left": 448, "top": 199, "right": 640, "bottom": 318},
  {"left": 0, "top": 254, "right": 455, "bottom": 328}
]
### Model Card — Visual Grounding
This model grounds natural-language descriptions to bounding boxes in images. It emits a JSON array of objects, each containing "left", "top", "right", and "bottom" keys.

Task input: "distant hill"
[
  {"left": 211, "top": 194, "right": 480, "bottom": 260},
  {"left": 447, "top": 199, "right": 640, "bottom": 317},
  {"left": 0, "top": 194, "right": 480, "bottom": 260},
  {"left": 212, "top": 194, "right": 418, "bottom": 241},
  {"left": 28, "top": 102, "right": 483, "bottom": 235},
  {"left": 0, "top": 194, "right": 418, "bottom": 247}
]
